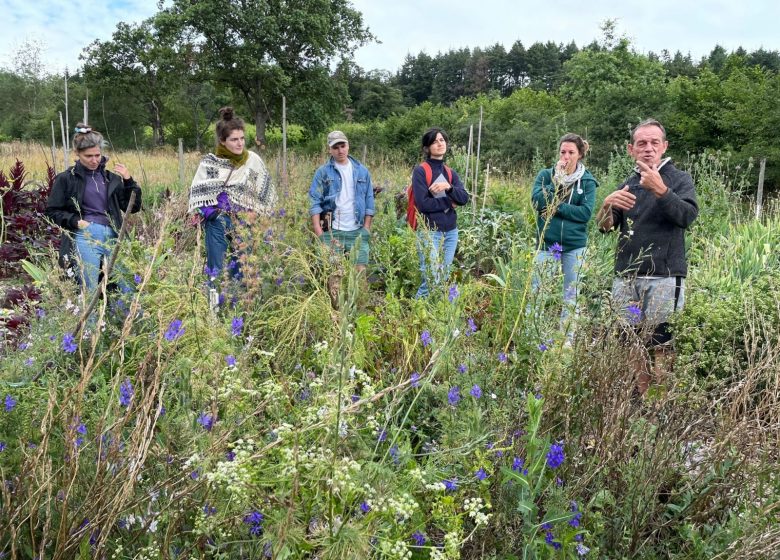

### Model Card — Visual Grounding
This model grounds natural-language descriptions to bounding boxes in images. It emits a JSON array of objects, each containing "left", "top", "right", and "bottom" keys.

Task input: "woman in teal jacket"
[{"left": 530, "top": 133, "right": 598, "bottom": 338}]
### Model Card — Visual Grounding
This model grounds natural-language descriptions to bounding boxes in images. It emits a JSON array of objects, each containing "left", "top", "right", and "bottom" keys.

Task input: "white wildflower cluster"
[
  {"left": 124, "top": 542, "right": 161, "bottom": 560},
  {"left": 313, "top": 340, "right": 329, "bottom": 353},
  {"left": 351, "top": 366, "right": 377, "bottom": 401},
  {"left": 217, "top": 364, "right": 258, "bottom": 402},
  {"left": 379, "top": 539, "right": 412, "bottom": 560},
  {"left": 366, "top": 414, "right": 380, "bottom": 433},
  {"left": 409, "top": 467, "right": 424, "bottom": 483},
  {"left": 258, "top": 378, "right": 285, "bottom": 401},
  {"left": 182, "top": 453, "right": 201, "bottom": 473},
  {"left": 425, "top": 482, "right": 447, "bottom": 493},
  {"left": 326, "top": 456, "right": 362, "bottom": 494},
  {"left": 464, "top": 496, "right": 492, "bottom": 526},
  {"left": 274, "top": 422, "right": 294, "bottom": 442},
  {"left": 364, "top": 488, "right": 418, "bottom": 522},
  {"left": 444, "top": 531, "right": 462, "bottom": 558},
  {"left": 279, "top": 445, "right": 336, "bottom": 477},
  {"left": 205, "top": 439, "right": 255, "bottom": 500}
]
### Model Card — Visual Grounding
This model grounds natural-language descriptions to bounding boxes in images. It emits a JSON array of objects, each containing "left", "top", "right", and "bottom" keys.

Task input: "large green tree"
[{"left": 158, "top": 0, "right": 372, "bottom": 146}]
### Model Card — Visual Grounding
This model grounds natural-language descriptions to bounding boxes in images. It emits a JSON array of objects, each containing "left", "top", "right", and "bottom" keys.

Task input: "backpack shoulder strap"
[
  {"left": 443, "top": 164, "right": 453, "bottom": 184},
  {"left": 420, "top": 161, "right": 433, "bottom": 186}
]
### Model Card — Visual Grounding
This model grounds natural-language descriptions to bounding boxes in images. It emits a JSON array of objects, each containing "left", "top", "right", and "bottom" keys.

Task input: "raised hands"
[{"left": 636, "top": 160, "right": 668, "bottom": 197}]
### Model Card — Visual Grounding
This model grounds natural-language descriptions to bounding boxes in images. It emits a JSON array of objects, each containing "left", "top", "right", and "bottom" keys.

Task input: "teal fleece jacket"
[{"left": 531, "top": 167, "right": 598, "bottom": 252}]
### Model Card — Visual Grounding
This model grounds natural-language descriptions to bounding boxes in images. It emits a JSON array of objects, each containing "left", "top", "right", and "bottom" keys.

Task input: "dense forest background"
[{"left": 1, "top": 10, "right": 779, "bottom": 189}]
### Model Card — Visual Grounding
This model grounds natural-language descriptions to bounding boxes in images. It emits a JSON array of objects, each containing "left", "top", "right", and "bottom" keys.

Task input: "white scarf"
[
  {"left": 553, "top": 162, "right": 586, "bottom": 195},
  {"left": 188, "top": 151, "right": 276, "bottom": 214}
]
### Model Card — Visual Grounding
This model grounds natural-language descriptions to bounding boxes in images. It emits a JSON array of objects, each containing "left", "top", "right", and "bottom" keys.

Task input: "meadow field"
[{"left": 1, "top": 142, "right": 779, "bottom": 559}]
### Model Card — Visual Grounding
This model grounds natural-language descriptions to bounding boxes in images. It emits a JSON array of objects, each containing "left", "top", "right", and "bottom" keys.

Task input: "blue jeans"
[
  {"left": 203, "top": 212, "right": 242, "bottom": 282},
  {"left": 74, "top": 222, "right": 121, "bottom": 293},
  {"left": 416, "top": 228, "right": 458, "bottom": 299},
  {"left": 531, "top": 247, "right": 586, "bottom": 332}
]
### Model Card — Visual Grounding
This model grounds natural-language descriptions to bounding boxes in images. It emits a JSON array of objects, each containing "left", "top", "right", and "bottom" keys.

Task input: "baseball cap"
[{"left": 327, "top": 130, "right": 349, "bottom": 147}]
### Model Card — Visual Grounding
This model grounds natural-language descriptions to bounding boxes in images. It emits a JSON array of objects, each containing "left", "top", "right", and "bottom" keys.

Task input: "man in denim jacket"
[{"left": 309, "top": 130, "right": 375, "bottom": 272}]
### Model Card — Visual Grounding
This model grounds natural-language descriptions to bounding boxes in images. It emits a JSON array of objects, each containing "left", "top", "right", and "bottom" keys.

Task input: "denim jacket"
[{"left": 308, "top": 156, "right": 375, "bottom": 227}]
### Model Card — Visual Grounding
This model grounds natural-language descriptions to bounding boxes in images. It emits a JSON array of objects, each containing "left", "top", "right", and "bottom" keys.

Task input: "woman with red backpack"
[{"left": 411, "top": 127, "right": 469, "bottom": 298}]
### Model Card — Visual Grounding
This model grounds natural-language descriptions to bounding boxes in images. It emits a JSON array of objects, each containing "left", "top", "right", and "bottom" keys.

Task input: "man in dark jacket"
[{"left": 597, "top": 118, "right": 698, "bottom": 394}]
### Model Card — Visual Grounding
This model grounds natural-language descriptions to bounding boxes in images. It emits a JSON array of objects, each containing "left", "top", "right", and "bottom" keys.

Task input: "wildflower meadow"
[{"left": 1, "top": 144, "right": 779, "bottom": 559}]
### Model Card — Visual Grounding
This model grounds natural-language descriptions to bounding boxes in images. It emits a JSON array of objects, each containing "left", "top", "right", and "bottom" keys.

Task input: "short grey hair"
[{"left": 631, "top": 119, "right": 666, "bottom": 142}]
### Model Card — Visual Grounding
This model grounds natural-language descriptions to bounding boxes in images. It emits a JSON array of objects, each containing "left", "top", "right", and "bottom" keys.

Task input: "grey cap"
[{"left": 327, "top": 130, "right": 349, "bottom": 147}]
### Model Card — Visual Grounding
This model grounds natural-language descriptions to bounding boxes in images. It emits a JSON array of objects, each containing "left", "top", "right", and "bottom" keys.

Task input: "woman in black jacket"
[
  {"left": 46, "top": 124, "right": 142, "bottom": 293},
  {"left": 412, "top": 127, "right": 469, "bottom": 298}
]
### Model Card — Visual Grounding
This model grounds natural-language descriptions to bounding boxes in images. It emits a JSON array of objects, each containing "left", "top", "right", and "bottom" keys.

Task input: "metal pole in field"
[
  {"left": 64, "top": 69, "right": 70, "bottom": 150},
  {"left": 472, "top": 106, "right": 483, "bottom": 215},
  {"left": 755, "top": 158, "right": 766, "bottom": 220},
  {"left": 178, "top": 138, "right": 185, "bottom": 188},
  {"left": 50, "top": 121, "right": 57, "bottom": 174},
  {"left": 281, "top": 96, "right": 288, "bottom": 190},
  {"left": 83, "top": 99, "right": 88, "bottom": 125},
  {"left": 59, "top": 111, "right": 67, "bottom": 170}
]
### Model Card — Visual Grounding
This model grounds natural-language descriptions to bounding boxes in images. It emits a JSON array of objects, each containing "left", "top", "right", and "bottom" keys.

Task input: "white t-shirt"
[{"left": 333, "top": 160, "right": 360, "bottom": 231}]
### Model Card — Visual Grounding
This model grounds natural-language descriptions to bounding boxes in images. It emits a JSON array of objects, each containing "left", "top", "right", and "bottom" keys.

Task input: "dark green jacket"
[{"left": 531, "top": 167, "right": 598, "bottom": 251}]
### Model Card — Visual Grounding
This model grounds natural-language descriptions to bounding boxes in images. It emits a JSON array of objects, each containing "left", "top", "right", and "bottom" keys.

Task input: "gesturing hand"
[
  {"left": 114, "top": 163, "right": 132, "bottom": 180},
  {"left": 603, "top": 185, "right": 635, "bottom": 211},
  {"left": 636, "top": 160, "right": 668, "bottom": 197}
]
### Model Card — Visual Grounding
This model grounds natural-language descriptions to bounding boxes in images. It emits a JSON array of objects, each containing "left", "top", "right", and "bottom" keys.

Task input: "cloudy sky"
[{"left": 1, "top": 0, "right": 777, "bottom": 75}]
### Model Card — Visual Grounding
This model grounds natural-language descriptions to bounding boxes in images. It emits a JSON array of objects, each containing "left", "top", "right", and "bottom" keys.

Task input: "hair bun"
[
  {"left": 219, "top": 106, "right": 234, "bottom": 121},
  {"left": 583, "top": 140, "right": 590, "bottom": 154}
]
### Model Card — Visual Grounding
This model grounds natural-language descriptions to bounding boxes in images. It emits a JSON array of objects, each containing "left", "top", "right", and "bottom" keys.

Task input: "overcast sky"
[{"left": 1, "top": 0, "right": 778, "bottom": 75}]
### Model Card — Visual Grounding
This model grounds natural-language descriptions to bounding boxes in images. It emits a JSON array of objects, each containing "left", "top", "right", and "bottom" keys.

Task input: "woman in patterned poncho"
[{"left": 188, "top": 106, "right": 277, "bottom": 284}]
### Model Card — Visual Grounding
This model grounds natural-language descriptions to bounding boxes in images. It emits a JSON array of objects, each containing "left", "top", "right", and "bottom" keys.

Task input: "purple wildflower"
[
  {"left": 190, "top": 470, "right": 200, "bottom": 480},
  {"left": 231, "top": 316, "right": 244, "bottom": 337},
  {"left": 197, "top": 412, "right": 215, "bottom": 432},
  {"left": 0, "top": 442, "right": 6, "bottom": 452},
  {"left": 475, "top": 468, "right": 488, "bottom": 481},
  {"left": 576, "top": 543, "right": 590, "bottom": 556},
  {"left": 36, "top": 308, "right": 45, "bottom": 318},
  {"left": 24, "top": 357, "right": 34, "bottom": 366},
  {"left": 119, "top": 379, "right": 133, "bottom": 407},
  {"left": 4, "top": 394, "right": 16, "bottom": 413},
  {"left": 448, "top": 284, "right": 459, "bottom": 303},
  {"left": 627, "top": 304, "right": 642, "bottom": 323},
  {"left": 411, "top": 531, "right": 426, "bottom": 546},
  {"left": 360, "top": 501, "right": 371, "bottom": 513},
  {"left": 225, "top": 355, "right": 236, "bottom": 367},
  {"left": 546, "top": 442, "right": 565, "bottom": 469},
  {"left": 389, "top": 444, "right": 400, "bottom": 465},
  {"left": 511, "top": 457, "right": 524, "bottom": 472},
  {"left": 243, "top": 510, "right": 264, "bottom": 537},
  {"left": 278, "top": 208, "right": 287, "bottom": 217},
  {"left": 498, "top": 352, "right": 508, "bottom": 363},
  {"left": 447, "top": 386, "right": 461, "bottom": 406},
  {"left": 62, "top": 333, "right": 77, "bottom": 353},
  {"left": 538, "top": 341, "right": 550, "bottom": 351},
  {"left": 466, "top": 317, "right": 477, "bottom": 335},
  {"left": 421, "top": 330, "right": 432, "bottom": 348},
  {"left": 203, "top": 503, "right": 216, "bottom": 516},
  {"left": 275, "top": 276, "right": 283, "bottom": 286},
  {"left": 377, "top": 429, "right": 387, "bottom": 442},
  {"left": 550, "top": 242, "right": 563, "bottom": 261},
  {"left": 470, "top": 384, "right": 482, "bottom": 399},
  {"left": 457, "top": 363, "right": 467, "bottom": 374},
  {"left": 226, "top": 450, "right": 236, "bottom": 461},
  {"left": 410, "top": 372, "right": 421, "bottom": 388},
  {"left": 443, "top": 478, "right": 458, "bottom": 492},
  {"left": 164, "top": 319, "right": 184, "bottom": 342},
  {"left": 133, "top": 274, "right": 143, "bottom": 284}
]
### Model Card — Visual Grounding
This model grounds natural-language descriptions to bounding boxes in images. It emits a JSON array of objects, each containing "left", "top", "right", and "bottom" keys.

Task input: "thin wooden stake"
[
  {"left": 481, "top": 163, "right": 491, "bottom": 214},
  {"left": 178, "top": 138, "right": 185, "bottom": 187},
  {"left": 59, "top": 111, "right": 67, "bottom": 169},
  {"left": 464, "top": 124, "right": 473, "bottom": 194},
  {"left": 281, "top": 96, "right": 288, "bottom": 191},
  {"left": 83, "top": 99, "right": 88, "bottom": 125},
  {"left": 64, "top": 69, "right": 70, "bottom": 149},
  {"left": 50, "top": 121, "right": 57, "bottom": 174},
  {"left": 472, "top": 106, "right": 483, "bottom": 215},
  {"left": 756, "top": 158, "right": 766, "bottom": 220}
]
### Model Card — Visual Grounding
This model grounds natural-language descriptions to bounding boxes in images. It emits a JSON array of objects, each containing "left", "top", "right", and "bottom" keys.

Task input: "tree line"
[{"left": 1, "top": 7, "right": 779, "bottom": 188}]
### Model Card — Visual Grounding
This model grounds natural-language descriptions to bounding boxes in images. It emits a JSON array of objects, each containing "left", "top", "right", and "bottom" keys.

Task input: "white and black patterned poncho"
[{"left": 187, "top": 151, "right": 276, "bottom": 214}]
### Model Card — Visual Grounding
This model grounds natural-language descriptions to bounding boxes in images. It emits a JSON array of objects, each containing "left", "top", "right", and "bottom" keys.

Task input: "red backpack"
[{"left": 406, "top": 161, "right": 454, "bottom": 230}]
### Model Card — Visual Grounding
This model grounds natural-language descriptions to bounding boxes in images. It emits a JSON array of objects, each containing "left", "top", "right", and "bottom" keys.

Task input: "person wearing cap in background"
[{"left": 309, "top": 130, "right": 376, "bottom": 274}]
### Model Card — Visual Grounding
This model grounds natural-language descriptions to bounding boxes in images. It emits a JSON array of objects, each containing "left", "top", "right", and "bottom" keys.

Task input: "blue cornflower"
[
  {"left": 443, "top": 478, "right": 458, "bottom": 492},
  {"left": 226, "top": 450, "right": 236, "bottom": 462},
  {"left": 421, "top": 330, "right": 432, "bottom": 348},
  {"left": 448, "top": 284, "right": 459, "bottom": 303},
  {"left": 457, "top": 363, "right": 467, "bottom": 374},
  {"left": 275, "top": 276, "right": 284, "bottom": 286},
  {"left": 576, "top": 542, "right": 590, "bottom": 555},
  {"left": 133, "top": 274, "right": 142, "bottom": 284},
  {"left": 164, "top": 319, "right": 184, "bottom": 342},
  {"left": 278, "top": 208, "right": 287, "bottom": 217},
  {"left": 225, "top": 355, "right": 236, "bottom": 367},
  {"left": 466, "top": 317, "right": 477, "bottom": 335},
  {"left": 190, "top": 470, "right": 200, "bottom": 480},
  {"left": 541, "top": 522, "right": 553, "bottom": 530},
  {"left": 511, "top": 457, "right": 524, "bottom": 472},
  {"left": 119, "top": 379, "right": 133, "bottom": 408},
  {"left": 627, "top": 304, "right": 642, "bottom": 323},
  {"left": 470, "top": 384, "right": 482, "bottom": 399},
  {"left": 546, "top": 442, "right": 565, "bottom": 469},
  {"left": 0, "top": 442, "right": 6, "bottom": 452},
  {"left": 231, "top": 316, "right": 244, "bottom": 336},
  {"left": 447, "top": 386, "right": 461, "bottom": 406},
  {"left": 203, "top": 503, "right": 216, "bottom": 516},
  {"left": 24, "top": 357, "right": 34, "bottom": 366},
  {"left": 538, "top": 340, "right": 550, "bottom": 351},
  {"left": 62, "top": 333, "right": 77, "bottom": 353},
  {"left": 197, "top": 412, "right": 215, "bottom": 432},
  {"left": 410, "top": 372, "right": 421, "bottom": 388},
  {"left": 498, "top": 352, "right": 508, "bottom": 363},
  {"left": 569, "top": 501, "right": 582, "bottom": 527},
  {"left": 475, "top": 468, "right": 488, "bottom": 481},
  {"left": 411, "top": 531, "right": 426, "bottom": 546},
  {"left": 360, "top": 501, "right": 371, "bottom": 513},
  {"left": 4, "top": 394, "right": 16, "bottom": 412},
  {"left": 377, "top": 429, "right": 387, "bottom": 442},
  {"left": 350, "top": 394, "right": 360, "bottom": 403},
  {"left": 243, "top": 510, "right": 264, "bottom": 537},
  {"left": 550, "top": 242, "right": 563, "bottom": 261},
  {"left": 36, "top": 308, "right": 45, "bottom": 318},
  {"left": 389, "top": 444, "right": 400, "bottom": 465}
]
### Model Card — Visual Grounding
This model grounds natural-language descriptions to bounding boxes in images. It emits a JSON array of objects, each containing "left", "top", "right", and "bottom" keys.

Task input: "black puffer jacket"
[{"left": 46, "top": 158, "right": 142, "bottom": 232}]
